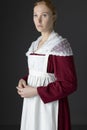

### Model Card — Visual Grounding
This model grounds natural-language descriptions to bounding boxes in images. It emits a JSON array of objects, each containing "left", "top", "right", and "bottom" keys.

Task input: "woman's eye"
[
  {"left": 33, "top": 14, "right": 37, "bottom": 17},
  {"left": 43, "top": 14, "right": 47, "bottom": 17}
]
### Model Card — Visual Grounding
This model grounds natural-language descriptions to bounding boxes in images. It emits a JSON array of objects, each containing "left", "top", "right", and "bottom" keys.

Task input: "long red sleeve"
[
  {"left": 22, "top": 74, "right": 28, "bottom": 82},
  {"left": 37, "top": 55, "right": 77, "bottom": 103}
]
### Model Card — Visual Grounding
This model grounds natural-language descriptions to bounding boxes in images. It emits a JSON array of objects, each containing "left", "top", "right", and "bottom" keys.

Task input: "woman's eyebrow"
[
  {"left": 42, "top": 12, "right": 49, "bottom": 14},
  {"left": 34, "top": 11, "right": 49, "bottom": 14}
]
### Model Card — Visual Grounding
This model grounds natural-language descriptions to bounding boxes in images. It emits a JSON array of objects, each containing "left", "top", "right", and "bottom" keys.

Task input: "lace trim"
[
  {"left": 50, "top": 39, "right": 73, "bottom": 56},
  {"left": 26, "top": 38, "right": 73, "bottom": 56}
]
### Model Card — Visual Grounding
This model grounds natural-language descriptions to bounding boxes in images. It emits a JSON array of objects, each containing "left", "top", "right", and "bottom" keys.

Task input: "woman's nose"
[{"left": 38, "top": 16, "right": 42, "bottom": 23}]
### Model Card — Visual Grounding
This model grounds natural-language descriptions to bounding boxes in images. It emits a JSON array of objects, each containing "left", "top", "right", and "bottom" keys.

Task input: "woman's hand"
[
  {"left": 18, "top": 79, "right": 26, "bottom": 88},
  {"left": 16, "top": 85, "right": 38, "bottom": 98}
]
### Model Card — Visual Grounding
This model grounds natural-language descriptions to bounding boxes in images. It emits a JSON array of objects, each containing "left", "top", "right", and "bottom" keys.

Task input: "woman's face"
[{"left": 33, "top": 3, "right": 54, "bottom": 33}]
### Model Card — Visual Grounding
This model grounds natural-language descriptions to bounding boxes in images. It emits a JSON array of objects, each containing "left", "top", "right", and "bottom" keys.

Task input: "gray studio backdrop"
[{"left": 1, "top": 0, "right": 87, "bottom": 126}]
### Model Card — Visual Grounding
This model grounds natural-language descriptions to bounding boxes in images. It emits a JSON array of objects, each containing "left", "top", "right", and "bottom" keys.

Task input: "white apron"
[
  {"left": 20, "top": 53, "right": 59, "bottom": 130},
  {"left": 20, "top": 31, "right": 73, "bottom": 130}
]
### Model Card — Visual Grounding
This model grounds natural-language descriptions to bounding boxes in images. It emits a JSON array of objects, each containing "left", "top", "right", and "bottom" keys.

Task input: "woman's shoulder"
[{"left": 50, "top": 35, "right": 73, "bottom": 56}]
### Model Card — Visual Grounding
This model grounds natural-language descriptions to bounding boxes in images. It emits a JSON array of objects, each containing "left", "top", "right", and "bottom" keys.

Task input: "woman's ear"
[{"left": 52, "top": 14, "right": 57, "bottom": 26}]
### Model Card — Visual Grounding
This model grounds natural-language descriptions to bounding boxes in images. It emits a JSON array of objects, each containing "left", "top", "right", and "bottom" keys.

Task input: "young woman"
[{"left": 16, "top": 0, "right": 77, "bottom": 130}]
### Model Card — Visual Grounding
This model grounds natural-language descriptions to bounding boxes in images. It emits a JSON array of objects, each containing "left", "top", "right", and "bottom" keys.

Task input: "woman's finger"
[{"left": 16, "top": 86, "right": 23, "bottom": 91}]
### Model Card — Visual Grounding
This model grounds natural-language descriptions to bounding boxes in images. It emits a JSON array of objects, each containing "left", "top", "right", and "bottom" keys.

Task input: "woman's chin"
[
  {"left": 36, "top": 28, "right": 43, "bottom": 32},
  {"left": 36, "top": 28, "right": 49, "bottom": 33}
]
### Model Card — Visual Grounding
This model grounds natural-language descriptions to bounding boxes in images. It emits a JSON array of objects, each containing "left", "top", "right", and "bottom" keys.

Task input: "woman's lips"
[{"left": 37, "top": 25, "right": 43, "bottom": 27}]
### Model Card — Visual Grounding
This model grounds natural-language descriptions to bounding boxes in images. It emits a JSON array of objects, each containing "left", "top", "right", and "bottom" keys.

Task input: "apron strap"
[{"left": 43, "top": 54, "right": 49, "bottom": 73}]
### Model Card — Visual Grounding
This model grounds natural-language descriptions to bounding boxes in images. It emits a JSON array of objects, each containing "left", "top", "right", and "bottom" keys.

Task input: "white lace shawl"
[{"left": 26, "top": 31, "right": 73, "bottom": 56}]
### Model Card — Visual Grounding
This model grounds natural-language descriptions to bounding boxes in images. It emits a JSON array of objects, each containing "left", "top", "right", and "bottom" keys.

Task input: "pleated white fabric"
[{"left": 20, "top": 54, "right": 59, "bottom": 130}]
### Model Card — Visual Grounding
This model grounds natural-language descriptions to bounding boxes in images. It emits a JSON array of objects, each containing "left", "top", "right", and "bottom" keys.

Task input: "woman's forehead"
[{"left": 33, "top": 3, "right": 52, "bottom": 14}]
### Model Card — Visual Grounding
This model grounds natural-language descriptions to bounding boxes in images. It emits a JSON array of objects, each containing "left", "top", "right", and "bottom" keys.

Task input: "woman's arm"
[{"left": 37, "top": 55, "right": 77, "bottom": 103}]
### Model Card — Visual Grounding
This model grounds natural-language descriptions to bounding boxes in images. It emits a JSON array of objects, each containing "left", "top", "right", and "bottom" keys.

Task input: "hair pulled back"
[{"left": 34, "top": 0, "right": 57, "bottom": 26}]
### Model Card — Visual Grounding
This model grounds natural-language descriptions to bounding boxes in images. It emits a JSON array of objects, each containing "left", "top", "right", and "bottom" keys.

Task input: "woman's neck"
[
  {"left": 41, "top": 29, "right": 53, "bottom": 42},
  {"left": 36, "top": 29, "right": 54, "bottom": 51}
]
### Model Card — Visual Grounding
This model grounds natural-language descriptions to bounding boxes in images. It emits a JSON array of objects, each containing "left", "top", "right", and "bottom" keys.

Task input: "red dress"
[
  {"left": 37, "top": 55, "right": 77, "bottom": 130},
  {"left": 22, "top": 31, "right": 77, "bottom": 130}
]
